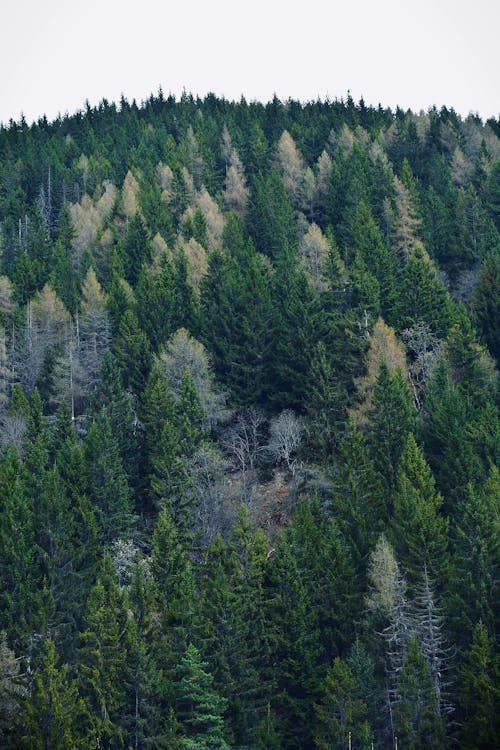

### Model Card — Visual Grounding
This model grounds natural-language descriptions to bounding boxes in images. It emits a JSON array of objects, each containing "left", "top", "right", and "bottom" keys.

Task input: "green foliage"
[
  {"left": 393, "top": 637, "right": 446, "bottom": 750},
  {"left": 458, "top": 621, "right": 500, "bottom": 749},
  {"left": 314, "top": 656, "right": 372, "bottom": 750},
  {"left": 369, "top": 363, "right": 416, "bottom": 494},
  {"left": 19, "top": 640, "right": 88, "bottom": 749},
  {"left": 84, "top": 409, "right": 135, "bottom": 541},
  {"left": 0, "top": 92, "right": 498, "bottom": 750},
  {"left": 471, "top": 249, "right": 500, "bottom": 361},
  {"left": 175, "top": 643, "right": 230, "bottom": 750},
  {"left": 390, "top": 434, "right": 449, "bottom": 590}
]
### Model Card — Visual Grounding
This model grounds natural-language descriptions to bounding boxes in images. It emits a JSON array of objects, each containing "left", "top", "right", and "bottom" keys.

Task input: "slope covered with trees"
[{"left": 0, "top": 92, "right": 499, "bottom": 748}]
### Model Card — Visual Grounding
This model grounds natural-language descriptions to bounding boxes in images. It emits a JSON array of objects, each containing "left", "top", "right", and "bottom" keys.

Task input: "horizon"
[
  {"left": 2, "top": 88, "right": 497, "bottom": 131},
  {"left": 1, "top": 0, "right": 498, "bottom": 127}
]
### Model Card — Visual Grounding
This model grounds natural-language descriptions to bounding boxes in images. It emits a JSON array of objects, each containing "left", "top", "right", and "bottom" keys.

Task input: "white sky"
[{"left": 0, "top": 0, "right": 499, "bottom": 125}]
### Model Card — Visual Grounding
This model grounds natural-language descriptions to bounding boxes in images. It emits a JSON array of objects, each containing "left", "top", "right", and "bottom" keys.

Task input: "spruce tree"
[
  {"left": 393, "top": 637, "right": 447, "bottom": 750},
  {"left": 84, "top": 409, "right": 135, "bottom": 542},
  {"left": 19, "top": 640, "right": 88, "bottom": 750},
  {"left": 390, "top": 434, "right": 449, "bottom": 591},
  {"left": 458, "top": 621, "right": 500, "bottom": 750},
  {"left": 175, "top": 643, "right": 230, "bottom": 750}
]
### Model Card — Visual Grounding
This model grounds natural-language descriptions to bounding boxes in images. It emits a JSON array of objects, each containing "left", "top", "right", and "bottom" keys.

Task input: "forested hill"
[{"left": 0, "top": 93, "right": 499, "bottom": 749}]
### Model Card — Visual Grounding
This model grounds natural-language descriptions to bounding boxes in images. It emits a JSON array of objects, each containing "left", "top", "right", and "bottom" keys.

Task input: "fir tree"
[{"left": 175, "top": 643, "right": 230, "bottom": 750}]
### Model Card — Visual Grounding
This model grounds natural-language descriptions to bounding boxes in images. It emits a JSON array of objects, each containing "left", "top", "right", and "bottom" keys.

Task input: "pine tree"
[
  {"left": 78, "top": 555, "right": 131, "bottom": 748},
  {"left": 265, "top": 533, "right": 319, "bottom": 750},
  {"left": 19, "top": 640, "right": 88, "bottom": 750},
  {"left": 458, "top": 621, "right": 500, "bottom": 750},
  {"left": 113, "top": 309, "right": 152, "bottom": 396},
  {"left": 393, "top": 637, "right": 447, "bottom": 750},
  {"left": 84, "top": 409, "right": 135, "bottom": 542},
  {"left": 121, "top": 213, "right": 152, "bottom": 286},
  {"left": 329, "top": 421, "right": 386, "bottom": 563},
  {"left": 176, "top": 371, "right": 208, "bottom": 456},
  {"left": 90, "top": 351, "right": 141, "bottom": 491},
  {"left": 369, "top": 363, "right": 415, "bottom": 495},
  {"left": 248, "top": 170, "right": 298, "bottom": 261},
  {"left": 471, "top": 249, "right": 500, "bottom": 361},
  {"left": 451, "top": 468, "right": 500, "bottom": 643},
  {"left": 390, "top": 434, "right": 449, "bottom": 590},
  {"left": 0, "top": 457, "right": 36, "bottom": 638},
  {"left": 175, "top": 643, "right": 230, "bottom": 750},
  {"left": 314, "top": 657, "right": 372, "bottom": 750},
  {"left": 420, "top": 360, "right": 483, "bottom": 512},
  {"left": 304, "top": 341, "right": 347, "bottom": 460}
]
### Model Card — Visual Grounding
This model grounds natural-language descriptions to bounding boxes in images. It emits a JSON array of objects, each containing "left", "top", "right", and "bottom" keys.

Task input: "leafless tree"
[
  {"left": 186, "top": 442, "right": 230, "bottom": 547},
  {"left": 267, "top": 410, "right": 303, "bottom": 478},
  {"left": 402, "top": 323, "right": 443, "bottom": 409},
  {"left": 223, "top": 408, "right": 267, "bottom": 502}
]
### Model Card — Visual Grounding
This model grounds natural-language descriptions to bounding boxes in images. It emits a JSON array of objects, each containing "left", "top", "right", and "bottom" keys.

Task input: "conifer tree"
[
  {"left": 84, "top": 409, "right": 135, "bottom": 542},
  {"left": 78, "top": 555, "right": 131, "bottom": 748},
  {"left": 390, "top": 434, "right": 449, "bottom": 590},
  {"left": 458, "top": 621, "right": 500, "bottom": 750},
  {"left": 20, "top": 640, "right": 88, "bottom": 750},
  {"left": 0, "top": 460, "right": 36, "bottom": 638},
  {"left": 113, "top": 309, "right": 152, "bottom": 396},
  {"left": 175, "top": 643, "right": 230, "bottom": 750},
  {"left": 121, "top": 213, "right": 152, "bottom": 286},
  {"left": 91, "top": 351, "right": 140, "bottom": 491},
  {"left": 265, "top": 533, "right": 319, "bottom": 750},
  {"left": 471, "top": 249, "right": 500, "bottom": 361},
  {"left": 369, "top": 363, "right": 415, "bottom": 495},
  {"left": 314, "top": 657, "right": 372, "bottom": 750},
  {"left": 392, "top": 637, "right": 447, "bottom": 750}
]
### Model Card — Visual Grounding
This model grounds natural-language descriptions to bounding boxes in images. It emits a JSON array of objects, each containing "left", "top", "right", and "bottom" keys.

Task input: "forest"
[{"left": 0, "top": 91, "right": 498, "bottom": 749}]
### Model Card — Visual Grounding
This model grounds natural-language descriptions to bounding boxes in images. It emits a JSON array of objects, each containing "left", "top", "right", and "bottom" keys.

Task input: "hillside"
[{"left": 0, "top": 93, "right": 499, "bottom": 749}]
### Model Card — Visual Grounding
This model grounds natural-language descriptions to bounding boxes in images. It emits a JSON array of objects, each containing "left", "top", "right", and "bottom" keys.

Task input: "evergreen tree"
[
  {"left": 265, "top": 533, "right": 319, "bottom": 750},
  {"left": 84, "top": 409, "right": 135, "bottom": 541},
  {"left": 329, "top": 421, "right": 386, "bottom": 563},
  {"left": 121, "top": 213, "right": 152, "bottom": 286},
  {"left": 390, "top": 434, "right": 449, "bottom": 590},
  {"left": 393, "top": 637, "right": 447, "bottom": 750},
  {"left": 113, "top": 309, "right": 152, "bottom": 395},
  {"left": 471, "top": 249, "right": 500, "bottom": 361},
  {"left": 78, "top": 555, "right": 131, "bottom": 748},
  {"left": 458, "top": 621, "right": 500, "bottom": 750},
  {"left": 0, "top": 456, "right": 36, "bottom": 638},
  {"left": 19, "top": 640, "right": 88, "bottom": 750},
  {"left": 314, "top": 657, "right": 372, "bottom": 750},
  {"left": 175, "top": 643, "right": 230, "bottom": 750},
  {"left": 369, "top": 363, "right": 415, "bottom": 495}
]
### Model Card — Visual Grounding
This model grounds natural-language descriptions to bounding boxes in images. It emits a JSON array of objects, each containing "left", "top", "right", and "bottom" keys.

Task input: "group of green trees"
[{"left": 0, "top": 92, "right": 498, "bottom": 748}]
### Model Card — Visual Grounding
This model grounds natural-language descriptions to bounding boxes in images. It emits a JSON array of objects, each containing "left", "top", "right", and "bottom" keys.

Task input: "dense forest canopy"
[{"left": 0, "top": 92, "right": 499, "bottom": 749}]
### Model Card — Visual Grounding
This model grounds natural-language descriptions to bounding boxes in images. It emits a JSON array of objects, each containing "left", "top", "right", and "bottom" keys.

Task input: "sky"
[{"left": 0, "top": 0, "right": 499, "bottom": 125}]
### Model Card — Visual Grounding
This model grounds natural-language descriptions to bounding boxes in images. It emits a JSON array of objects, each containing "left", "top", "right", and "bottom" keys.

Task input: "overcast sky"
[{"left": 1, "top": 0, "right": 499, "bottom": 125}]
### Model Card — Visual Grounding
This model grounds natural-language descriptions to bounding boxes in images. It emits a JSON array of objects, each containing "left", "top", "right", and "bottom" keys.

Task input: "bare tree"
[
  {"left": 15, "top": 288, "right": 69, "bottom": 394},
  {"left": 414, "top": 568, "right": 453, "bottom": 718},
  {"left": 267, "top": 410, "right": 303, "bottom": 478},
  {"left": 402, "top": 323, "right": 443, "bottom": 408},
  {"left": 223, "top": 408, "right": 267, "bottom": 502},
  {"left": 51, "top": 322, "right": 86, "bottom": 420},
  {"left": 186, "top": 442, "right": 230, "bottom": 546}
]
